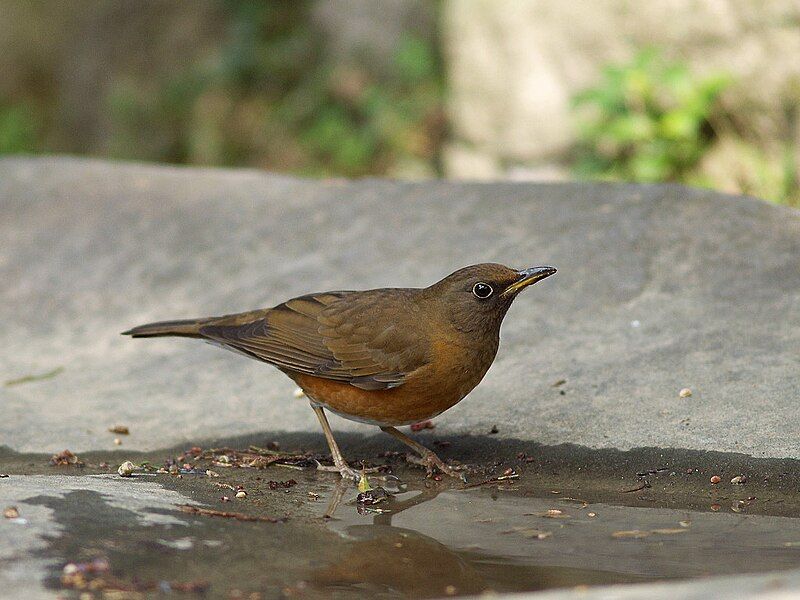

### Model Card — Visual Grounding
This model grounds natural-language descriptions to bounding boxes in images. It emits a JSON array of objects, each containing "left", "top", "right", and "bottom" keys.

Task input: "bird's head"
[{"left": 426, "top": 263, "right": 556, "bottom": 334}]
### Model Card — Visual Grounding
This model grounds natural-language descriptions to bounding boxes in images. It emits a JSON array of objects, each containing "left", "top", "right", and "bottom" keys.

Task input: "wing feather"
[{"left": 198, "top": 289, "right": 429, "bottom": 390}]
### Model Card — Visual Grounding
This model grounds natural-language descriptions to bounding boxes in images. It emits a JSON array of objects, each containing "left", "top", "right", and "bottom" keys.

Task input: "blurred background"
[{"left": 1, "top": 0, "right": 798, "bottom": 206}]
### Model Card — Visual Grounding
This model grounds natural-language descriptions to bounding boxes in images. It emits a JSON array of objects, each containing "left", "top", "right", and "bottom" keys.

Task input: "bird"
[{"left": 122, "top": 263, "right": 556, "bottom": 482}]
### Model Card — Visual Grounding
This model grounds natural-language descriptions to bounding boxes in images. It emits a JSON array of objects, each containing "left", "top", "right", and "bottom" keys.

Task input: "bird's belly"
[{"left": 292, "top": 366, "right": 482, "bottom": 426}]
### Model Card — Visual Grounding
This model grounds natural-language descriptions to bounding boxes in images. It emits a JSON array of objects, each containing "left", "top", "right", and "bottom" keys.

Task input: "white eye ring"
[{"left": 472, "top": 282, "right": 494, "bottom": 299}]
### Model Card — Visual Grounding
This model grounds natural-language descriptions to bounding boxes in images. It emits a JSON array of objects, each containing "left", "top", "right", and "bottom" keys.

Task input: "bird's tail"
[{"left": 121, "top": 318, "right": 213, "bottom": 338}]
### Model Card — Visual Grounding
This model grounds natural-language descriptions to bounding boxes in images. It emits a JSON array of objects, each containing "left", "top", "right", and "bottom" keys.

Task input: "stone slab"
[{"left": 1, "top": 157, "right": 798, "bottom": 456}]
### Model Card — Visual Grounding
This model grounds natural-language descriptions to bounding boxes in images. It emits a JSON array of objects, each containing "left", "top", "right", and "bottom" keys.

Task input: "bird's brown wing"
[{"left": 198, "top": 290, "right": 431, "bottom": 390}]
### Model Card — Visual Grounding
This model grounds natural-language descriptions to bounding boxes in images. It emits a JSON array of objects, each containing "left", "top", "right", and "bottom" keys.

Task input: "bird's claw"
[
  {"left": 407, "top": 451, "right": 466, "bottom": 482},
  {"left": 314, "top": 460, "right": 387, "bottom": 485}
]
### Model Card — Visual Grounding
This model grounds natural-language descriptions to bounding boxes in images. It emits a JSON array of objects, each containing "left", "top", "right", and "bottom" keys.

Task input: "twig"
[{"left": 177, "top": 504, "right": 285, "bottom": 523}]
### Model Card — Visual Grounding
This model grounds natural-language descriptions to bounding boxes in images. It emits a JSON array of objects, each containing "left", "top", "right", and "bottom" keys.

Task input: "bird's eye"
[{"left": 472, "top": 282, "right": 494, "bottom": 299}]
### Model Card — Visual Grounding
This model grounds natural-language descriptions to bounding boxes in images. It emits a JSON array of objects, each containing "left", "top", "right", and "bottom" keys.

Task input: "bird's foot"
[
  {"left": 406, "top": 451, "right": 467, "bottom": 482},
  {"left": 314, "top": 460, "right": 384, "bottom": 484}
]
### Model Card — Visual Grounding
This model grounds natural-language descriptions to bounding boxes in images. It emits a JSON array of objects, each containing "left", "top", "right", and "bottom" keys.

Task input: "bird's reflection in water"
[
  {"left": 311, "top": 480, "right": 630, "bottom": 598},
  {"left": 313, "top": 483, "right": 487, "bottom": 597}
]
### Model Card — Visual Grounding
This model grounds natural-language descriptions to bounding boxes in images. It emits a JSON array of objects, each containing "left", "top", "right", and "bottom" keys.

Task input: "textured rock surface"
[{"left": 1, "top": 157, "right": 799, "bottom": 455}]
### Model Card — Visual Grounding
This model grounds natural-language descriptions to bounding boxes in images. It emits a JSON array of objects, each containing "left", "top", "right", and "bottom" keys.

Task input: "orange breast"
[{"left": 291, "top": 338, "right": 495, "bottom": 426}]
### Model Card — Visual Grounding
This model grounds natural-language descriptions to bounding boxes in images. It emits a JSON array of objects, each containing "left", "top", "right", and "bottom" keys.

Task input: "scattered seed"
[
  {"left": 588, "top": 512, "right": 597, "bottom": 518},
  {"left": 3, "top": 506, "right": 19, "bottom": 519},
  {"left": 235, "top": 491, "right": 247, "bottom": 499},
  {"left": 710, "top": 475, "right": 721, "bottom": 484},
  {"left": 108, "top": 425, "right": 129, "bottom": 435},
  {"left": 546, "top": 509, "right": 563, "bottom": 517},
  {"left": 679, "top": 388, "right": 692, "bottom": 398},
  {"left": 679, "top": 520, "right": 691, "bottom": 528},
  {"left": 710, "top": 503, "right": 721, "bottom": 511},
  {"left": 731, "top": 475, "right": 747, "bottom": 484},
  {"left": 113, "top": 438, "right": 122, "bottom": 446},
  {"left": 117, "top": 461, "right": 136, "bottom": 477},
  {"left": 444, "top": 585, "right": 457, "bottom": 595}
]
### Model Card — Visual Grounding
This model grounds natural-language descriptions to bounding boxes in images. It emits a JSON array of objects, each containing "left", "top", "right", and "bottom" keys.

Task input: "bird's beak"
[{"left": 501, "top": 266, "right": 557, "bottom": 298}]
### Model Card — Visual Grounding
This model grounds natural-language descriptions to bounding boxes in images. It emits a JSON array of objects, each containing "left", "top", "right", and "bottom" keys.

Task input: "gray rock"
[{"left": 1, "top": 157, "right": 799, "bottom": 456}]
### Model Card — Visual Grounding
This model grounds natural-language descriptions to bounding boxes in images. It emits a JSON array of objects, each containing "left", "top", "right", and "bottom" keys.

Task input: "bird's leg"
[
  {"left": 310, "top": 404, "right": 360, "bottom": 483},
  {"left": 380, "top": 426, "right": 465, "bottom": 481}
]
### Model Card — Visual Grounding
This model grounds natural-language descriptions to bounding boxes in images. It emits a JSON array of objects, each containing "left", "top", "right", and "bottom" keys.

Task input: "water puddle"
[
  {"left": 5, "top": 440, "right": 800, "bottom": 597},
  {"left": 312, "top": 484, "right": 800, "bottom": 596}
]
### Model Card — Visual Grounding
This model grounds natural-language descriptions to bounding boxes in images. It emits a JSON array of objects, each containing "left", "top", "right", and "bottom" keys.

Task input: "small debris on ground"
[
  {"left": 552, "top": 379, "right": 566, "bottom": 387},
  {"left": 489, "top": 425, "right": 499, "bottom": 434},
  {"left": 463, "top": 470, "right": 519, "bottom": 489},
  {"left": 710, "top": 475, "right": 721, "bottom": 484},
  {"left": 113, "top": 437, "right": 122, "bottom": 446},
  {"left": 50, "top": 449, "right": 83, "bottom": 467},
  {"left": 651, "top": 528, "right": 687, "bottom": 535},
  {"left": 118, "top": 461, "right": 136, "bottom": 477},
  {"left": 108, "top": 425, "right": 129, "bottom": 434},
  {"left": 612, "top": 530, "right": 650, "bottom": 539},
  {"left": 620, "top": 481, "right": 651, "bottom": 493},
  {"left": 524, "top": 509, "right": 569, "bottom": 519},
  {"left": 177, "top": 504, "right": 285, "bottom": 523},
  {"left": 268, "top": 479, "right": 298, "bottom": 490},
  {"left": 587, "top": 512, "right": 597, "bottom": 518},
  {"left": 3, "top": 506, "right": 19, "bottom": 519},
  {"left": 410, "top": 420, "right": 435, "bottom": 431},
  {"left": 235, "top": 491, "right": 247, "bottom": 499},
  {"left": 5, "top": 366, "right": 64, "bottom": 387},
  {"left": 356, "top": 487, "right": 392, "bottom": 507},
  {"left": 503, "top": 526, "right": 552, "bottom": 539},
  {"left": 731, "top": 475, "right": 747, "bottom": 484},
  {"left": 679, "top": 388, "right": 692, "bottom": 398},
  {"left": 61, "top": 557, "right": 209, "bottom": 593}
]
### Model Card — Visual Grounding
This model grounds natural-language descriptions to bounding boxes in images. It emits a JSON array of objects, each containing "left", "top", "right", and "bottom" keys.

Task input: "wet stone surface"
[{"left": 4, "top": 438, "right": 800, "bottom": 598}]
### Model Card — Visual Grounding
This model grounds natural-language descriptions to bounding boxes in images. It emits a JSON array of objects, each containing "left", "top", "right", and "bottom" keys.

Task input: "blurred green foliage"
[
  {"left": 572, "top": 49, "right": 731, "bottom": 183},
  {"left": 106, "top": 2, "right": 444, "bottom": 177},
  {"left": 0, "top": 103, "right": 37, "bottom": 154}
]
